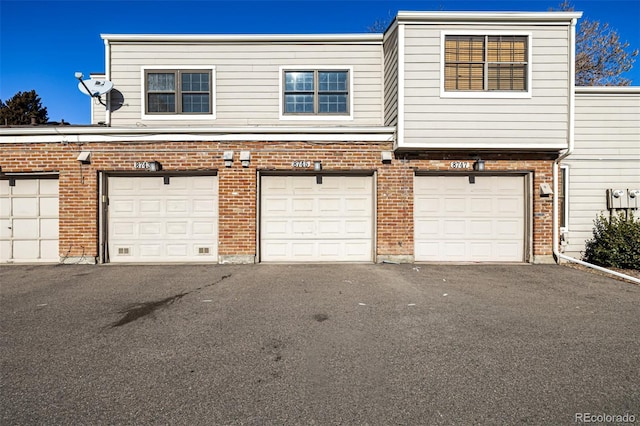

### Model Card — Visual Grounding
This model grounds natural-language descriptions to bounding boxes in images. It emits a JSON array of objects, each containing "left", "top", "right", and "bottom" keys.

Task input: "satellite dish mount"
[{"left": 75, "top": 72, "right": 113, "bottom": 106}]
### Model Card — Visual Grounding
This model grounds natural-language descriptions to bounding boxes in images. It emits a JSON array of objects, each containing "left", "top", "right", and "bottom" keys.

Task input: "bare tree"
[
  {"left": 575, "top": 19, "right": 638, "bottom": 86},
  {"left": 552, "top": 1, "right": 638, "bottom": 86}
]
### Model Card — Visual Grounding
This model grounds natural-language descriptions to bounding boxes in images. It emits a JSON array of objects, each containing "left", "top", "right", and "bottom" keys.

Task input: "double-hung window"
[
  {"left": 443, "top": 34, "right": 530, "bottom": 96},
  {"left": 282, "top": 69, "right": 350, "bottom": 116},
  {"left": 143, "top": 68, "right": 214, "bottom": 117}
]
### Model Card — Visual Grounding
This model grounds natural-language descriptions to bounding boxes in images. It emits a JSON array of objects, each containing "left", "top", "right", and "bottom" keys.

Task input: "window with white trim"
[
  {"left": 560, "top": 165, "right": 569, "bottom": 230},
  {"left": 444, "top": 35, "right": 528, "bottom": 92},
  {"left": 144, "top": 69, "right": 212, "bottom": 115},
  {"left": 283, "top": 70, "right": 350, "bottom": 115}
]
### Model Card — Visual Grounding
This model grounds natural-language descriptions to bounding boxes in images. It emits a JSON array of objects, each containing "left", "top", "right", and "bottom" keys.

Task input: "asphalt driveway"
[{"left": 1, "top": 263, "right": 639, "bottom": 425}]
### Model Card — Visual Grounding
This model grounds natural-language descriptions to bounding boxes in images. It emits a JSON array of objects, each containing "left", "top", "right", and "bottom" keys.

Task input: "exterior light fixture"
[
  {"left": 240, "top": 151, "right": 251, "bottom": 168},
  {"left": 148, "top": 161, "right": 162, "bottom": 172},
  {"left": 223, "top": 151, "right": 234, "bottom": 168},
  {"left": 381, "top": 151, "right": 393, "bottom": 164},
  {"left": 77, "top": 151, "right": 91, "bottom": 164},
  {"left": 473, "top": 159, "right": 485, "bottom": 171},
  {"left": 314, "top": 161, "right": 322, "bottom": 172},
  {"left": 540, "top": 183, "right": 553, "bottom": 197}
]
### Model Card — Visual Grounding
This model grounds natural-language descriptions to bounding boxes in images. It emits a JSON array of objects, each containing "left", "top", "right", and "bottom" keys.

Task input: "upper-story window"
[
  {"left": 281, "top": 68, "right": 351, "bottom": 117},
  {"left": 142, "top": 67, "right": 215, "bottom": 119},
  {"left": 441, "top": 33, "right": 531, "bottom": 98}
]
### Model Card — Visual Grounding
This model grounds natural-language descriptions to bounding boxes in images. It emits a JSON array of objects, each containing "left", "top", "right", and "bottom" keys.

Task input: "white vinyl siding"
[
  {"left": 260, "top": 175, "right": 373, "bottom": 262},
  {"left": 398, "top": 25, "right": 571, "bottom": 150},
  {"left": 107, "top": 175, "right": 218, "bottom": 263},
  {"left": 562, "top": 89, "right": 640, "bottom": 258},
  {"left": 107, "top": 42, "right": 383, "bottom": 127},
  {"left": 1, "top": 178, "right": 59, "bottom": 263},
  {"left": 414, "top": 175, "right": 526, "bottom": 262},
  {"left": 383, "top": 27, "right": 399, "bottom": 127}
]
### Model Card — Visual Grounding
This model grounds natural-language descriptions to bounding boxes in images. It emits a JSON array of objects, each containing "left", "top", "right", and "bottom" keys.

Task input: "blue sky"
[{"left": 1, "top": 0, "right": 639, "bottom": 125}]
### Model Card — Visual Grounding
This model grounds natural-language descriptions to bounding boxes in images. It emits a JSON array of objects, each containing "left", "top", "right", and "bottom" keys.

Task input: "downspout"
[
  {"left": 552, "top": 18, "right": 640, "bottom": 284},
  {"left": 104, "top": 38, "right": 111, "bottom": 126}
]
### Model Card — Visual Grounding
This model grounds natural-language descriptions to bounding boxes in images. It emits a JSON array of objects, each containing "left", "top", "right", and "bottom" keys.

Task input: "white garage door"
[
  {"left": 1, "top": 178, "right": 59, "bottom": 263},
  {"left": 108, "top": 176, "right": 218, "bottom": 263},
  {"left": 261, "top": 175, "right": 373, "bottom": 262},
  {"left": 415, "top": 175, "right": 526, "bottom": 262}
]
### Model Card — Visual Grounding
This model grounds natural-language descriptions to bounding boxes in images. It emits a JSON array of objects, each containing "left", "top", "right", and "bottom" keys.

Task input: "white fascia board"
[
  {"left": 396, "top": 142, "right": 569, "bottom": 151},
  {"left": 575, "top": 86, "right": 640, "bottom": 96},
  {"left": 101, "top": 33, "right": 383, "bottom": 44},
  {"left": 0, "top": 127, "right": 395, "bottom": 144},
  {"left": 396, "top": 11, "right": 583, "bottom": 24}
]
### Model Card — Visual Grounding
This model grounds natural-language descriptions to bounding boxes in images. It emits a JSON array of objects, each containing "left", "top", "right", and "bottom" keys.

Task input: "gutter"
[
  {"left": 104, "top": 38, "right": 111, "bottom": 126},
  {"left": 552, "top": 17, "right": 640, "bottom": 285}
]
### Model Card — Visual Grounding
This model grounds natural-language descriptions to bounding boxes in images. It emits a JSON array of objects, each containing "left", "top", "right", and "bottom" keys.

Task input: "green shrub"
[{"left": 583, "top": 211, "right": 640, "bottom": 270}]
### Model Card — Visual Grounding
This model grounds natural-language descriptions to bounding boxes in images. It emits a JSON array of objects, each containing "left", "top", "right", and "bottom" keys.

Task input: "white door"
[
  {"left": 414, "top": 175, "right": 526, "bottom": 262},
  {"left": 1, "top": 178, "right": 59, "bottom": 263},
  {"left": 107, "top": 176, "right": 218, "bottom": 262},
  {"left": 261, "top": 175, "right": 373, "bottom": 262}
]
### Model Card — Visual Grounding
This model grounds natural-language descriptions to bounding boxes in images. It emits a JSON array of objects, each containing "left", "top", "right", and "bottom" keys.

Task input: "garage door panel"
[
  {"left": 470, "top": 242, "right": 493, "bottom": 258},
  {"left": 193, "top": 199, "right": 215, "bottom": 213},
  {"left": 0, "top": 240, "right": 10, "bottom": 258},
  {"left": 112, "top": 221, "right": 135, "bottom": 237},
  {"left": 416, "top": 219, "right": 439, "bottom": 237},
  {"left": 319, "top": 198, "right": 340, "bottom": 212},
  {"left": 443, "top": 220, "right": 465, "bottom": 235},
  {"left": 292, "top": 220, "right": 314, "bottom": 234},
  {"left": 12, "top": 180, "right": 38, "bottom": 195},
  {"left": 470, "top": 198, "right": 492, "bottom": 213},
  {"left": 498, "top": 198, "right": 522, "bottom": 214},
  {"left": 13, "top": 240, "right": 40, "bottom": 259},
  {"left": 40, "top": 218, "right": 59, "bottom": 238},
  {"left": 40, "top": 240, "right": 58, "bottom": 259},
  {"left": 140, "top": 244, "right": 162, "bottom": 257},
  {"left": 264, "top": 198, "right": 288, "bottom": 214},
  {"left": 113, "top": 200, "right": 135, "bottom": 213},
  {"left": 167, "top": 199, "right": 188, "bottom": 213},
  {"left": 166, "top": 244, "right": 188, "bottom": 256},
  {"left": 13, "top": 198, "right": 38, "bottom": 216},
  {"left": 0, "top": 219, "right": 11, "bottom": 238},
  {"left": 345, "top": 197, "right": 371, "bottom": 213},
  {"left": 318, "top": 220, "right": 340, "bottom": 234},
  {"left": 140, "top": 200, "right": 161, "bottom": 213},
  {"left": 192, "top": 221, "right": 215, "bottom": 236},
  {"left": 167, "top": 222, "right": 187, "bottom": 235},
  {"left": 13, "top": 219, "right": 39, "bottom": 238},
  {"left": 261, "top": 175, "right": 373, "bottom": 262},
  {"left": 108, "top": 176, "right": 218, "bottom": 262},
  {"left": 40, "top": 196, "right": 58, "bottom": 213},
  {"left": 140, "top": 222, "right": 162, "bottom": 236},
  {"left": 415, "top": 175, "right": 525, "bottom": 262},
  {"left": 444, "top": 198, "right": 465, "bottom": 213},
  {"left": 292, "top": 198, "right": 314, "bottom": 213},
  {"left": 470, "top": 220, "right": 492, "bottom": 236}
]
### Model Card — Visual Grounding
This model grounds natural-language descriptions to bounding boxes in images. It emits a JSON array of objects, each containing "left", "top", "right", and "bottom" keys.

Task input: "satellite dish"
[{"left": 77, "top": 79, "right": 114, "bottom": 97}]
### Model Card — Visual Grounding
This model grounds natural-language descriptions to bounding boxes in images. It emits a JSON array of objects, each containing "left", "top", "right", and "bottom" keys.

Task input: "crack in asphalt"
[{"left": 109, "top": 273, "right": 232, "bottom": 328}]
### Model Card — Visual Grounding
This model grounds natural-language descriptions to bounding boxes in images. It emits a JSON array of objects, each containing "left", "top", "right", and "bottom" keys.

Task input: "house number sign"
[
  {"left": 292, "top": 161, "right": 311, "bottom": 168},
  {"left": 134, "top": 161, "right": 151, "bottom": 169},
  {"left": 450, "top": 161, "right": 470, "bottom": 169}
]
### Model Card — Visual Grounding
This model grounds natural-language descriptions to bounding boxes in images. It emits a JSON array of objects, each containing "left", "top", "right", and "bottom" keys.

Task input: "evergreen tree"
[{"left": 0, "top": 90, "right": 49, "bottom": 125}]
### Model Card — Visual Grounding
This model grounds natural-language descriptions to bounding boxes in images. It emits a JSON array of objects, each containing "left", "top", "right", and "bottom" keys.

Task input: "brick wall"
[{"left": 0, "top": 140, "right": 556, "bottom": 262}]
